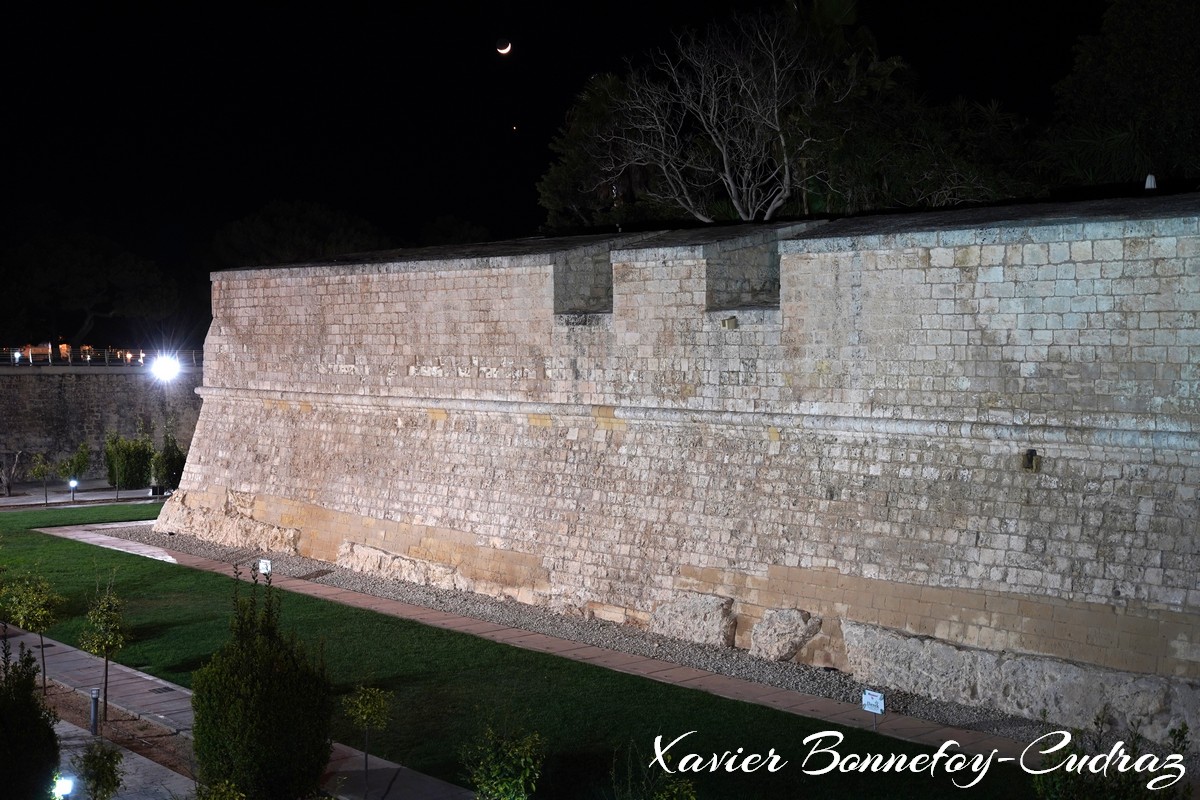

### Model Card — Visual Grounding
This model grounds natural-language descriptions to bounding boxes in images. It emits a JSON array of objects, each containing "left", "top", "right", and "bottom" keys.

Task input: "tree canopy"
[
  {"left": 0, "top": 632, "right": 59, "bottom": 800},
  {"left": 210, "top": 200, "right": 394, "bottom": 270},
  {"left": 0, "top": 224, "right": 177, "bottom": 345},
  {"left": 1047, "top": 0, "right": 1200, "bottom": 186},
  {"left": 537, "top": 4, "right": 1034, "bottom": 229}
]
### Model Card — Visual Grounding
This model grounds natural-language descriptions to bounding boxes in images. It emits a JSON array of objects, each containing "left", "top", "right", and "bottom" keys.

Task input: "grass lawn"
[{"left": 0, "top": 506, "right": 1035, "bottom": 798}]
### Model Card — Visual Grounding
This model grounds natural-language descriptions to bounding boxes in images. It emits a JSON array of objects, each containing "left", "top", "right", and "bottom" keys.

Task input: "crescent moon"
[{"left": 497, "top": 41, "right": 512, "bottom": 55}]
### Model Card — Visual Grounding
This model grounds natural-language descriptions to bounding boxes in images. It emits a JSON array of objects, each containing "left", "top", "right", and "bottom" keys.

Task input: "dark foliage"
[
  {"left": 72, "top": 739, "right": 125, "bottom": 800},
  {"left": 1047, "top": 0, "right": 1200, "bottom": 186},
  {"left": 211, "top": 200, "right": 393, "bottom": 270},
  {"left": 151, "top": 431, "right": 187, "bottom": 490},
  {"left": 0, "top": 624, "right": 60, "bottom": 800},
  {"left": 0, "top": 221, "right": 176, "bottom": 346},
  {"left": 103, "top": 431, "right": 155, "bottom": 490},
  {"left": 538, "top": 2, "right": 1034, "bottom": 230},
  {"left": 192, "top": 570, "right": 334, "bottom": 800}
]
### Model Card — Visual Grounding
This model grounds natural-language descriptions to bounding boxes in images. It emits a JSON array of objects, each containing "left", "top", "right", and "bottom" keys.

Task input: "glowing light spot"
[{"left": 151, "top": 355, "right": 181, "bottom": 381}]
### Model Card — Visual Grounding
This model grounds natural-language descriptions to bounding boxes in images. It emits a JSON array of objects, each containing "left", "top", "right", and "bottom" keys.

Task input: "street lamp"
[{"left": 69, "top": 478, "right": 77, "bottom": 502}]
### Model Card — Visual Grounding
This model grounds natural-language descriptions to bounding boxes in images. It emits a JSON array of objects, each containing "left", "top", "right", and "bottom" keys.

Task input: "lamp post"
[
  {"left": 69, "top": 478, "right": 78, "bottom": 502},
  {"left": 150, "top": 354, "right": 182, "bottom": 496}
]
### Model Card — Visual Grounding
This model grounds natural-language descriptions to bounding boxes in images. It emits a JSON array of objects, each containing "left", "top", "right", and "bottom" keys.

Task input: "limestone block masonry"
[
  {"left": 155, "top": 198, "right": 1200, "bottom": 747},
  {"left": 0, "top": 368, "right": 202, "bottom": 480}
]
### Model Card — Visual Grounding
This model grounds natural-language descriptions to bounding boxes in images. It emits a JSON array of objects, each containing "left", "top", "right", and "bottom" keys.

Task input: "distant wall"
[
  {"left": 0, "top": 368, "right": 203, "bottom": 480},
  {"left": 157, "top": 198, "right": 1200, "bottom": 745}
]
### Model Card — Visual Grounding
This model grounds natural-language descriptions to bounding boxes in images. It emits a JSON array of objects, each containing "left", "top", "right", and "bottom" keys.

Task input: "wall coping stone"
[
  {"left": 780, "top": 194, "right": 1200, "bottom": 254},
  {"left": 214, "top": 232, "right": 653, "bottom": 280}
]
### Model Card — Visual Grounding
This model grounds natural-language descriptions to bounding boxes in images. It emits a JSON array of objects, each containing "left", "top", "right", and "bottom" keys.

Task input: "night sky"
[{"left": 2, "top": 1, "right": 1105, "bottom": 290}]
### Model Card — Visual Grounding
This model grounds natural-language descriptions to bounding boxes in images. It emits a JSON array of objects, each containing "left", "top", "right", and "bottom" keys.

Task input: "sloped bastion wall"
[{"left": 156, "top": 197, "right": 1200, "bottom": 746}]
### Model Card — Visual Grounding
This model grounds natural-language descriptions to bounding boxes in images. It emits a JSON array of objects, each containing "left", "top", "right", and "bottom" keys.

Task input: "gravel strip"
[{"left": 97, "top": 523, "right": 1060, "bottom": 746}]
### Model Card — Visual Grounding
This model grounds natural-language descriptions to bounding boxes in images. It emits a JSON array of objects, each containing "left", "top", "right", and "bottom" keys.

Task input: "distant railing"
[{"left": 3, "top": 345, "right": 203, "bottom": 368}]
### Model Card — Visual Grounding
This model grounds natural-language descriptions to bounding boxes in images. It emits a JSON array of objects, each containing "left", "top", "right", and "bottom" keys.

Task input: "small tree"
[
  {"left": 78, "top": 580, "right": 128, "bottom": 722},
  {"left": 1, "top": 572, "right": 64, "bottom": 694},
  {"left": 59, "top": 442, "right": 91, "bottom": 485},
  {"left": 72, "top": 739, "right": 125, "bottom": 800},
  {"left": 28, "top": 453, "right": 53, "bottom": 505},
  {"left": 461, "top": 726, "right": 546, "bottom": 800},
  {"left": 0, "top": 623, "right": 60, "bottom": 800},
  {"left": 0, "top": 450, "right": 22, "bottom": 497},
  {"left": 343, "top": 685, "right": 394, "bottom": 799},
  {"left": 192, "top": 569, "right": 334, "bottom": 800}
]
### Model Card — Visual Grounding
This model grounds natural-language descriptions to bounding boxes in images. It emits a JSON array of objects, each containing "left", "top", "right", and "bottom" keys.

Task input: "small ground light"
[
  {"left": 53, "top": 776, "right": 74, "bottom": 798},
  {"left": 69, "top": 479, "right": 78, "bottom": 502},
  {"left": 151, "top": 354, "right": 181, "bottom": 381}
]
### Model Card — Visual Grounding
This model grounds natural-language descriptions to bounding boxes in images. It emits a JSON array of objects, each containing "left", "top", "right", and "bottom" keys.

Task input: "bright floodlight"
[
  {"left": 151, "top": 354, "right": 181, "bottom": 381},
  {"left": 53, "top": 776, "right": 74, "bottom": 798}
]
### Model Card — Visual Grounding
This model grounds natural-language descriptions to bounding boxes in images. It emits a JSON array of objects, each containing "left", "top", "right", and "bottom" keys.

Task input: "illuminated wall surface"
[
  {"left": 157, "top": 195, "right": 1200, "bottom": 745},
  {"left": 0, "top": 369, "right": 202, "bottom": 480}
]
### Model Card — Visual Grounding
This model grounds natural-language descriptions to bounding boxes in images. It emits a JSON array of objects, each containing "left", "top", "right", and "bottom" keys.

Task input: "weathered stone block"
[
  {"left": 337, "top": 541, "right": 469, "bottom": 592},
  {"left": 154, "top": 489, "right": 301, "bottom": 554},
  {"left": 749, "top": 608, "right": 822, "bottom": 661},
  {"left": 842, "top": 620, "right": 1199, "bottom": 750},
  {"left": 649, "top": 592, "right": 735, "bottom": 647}
]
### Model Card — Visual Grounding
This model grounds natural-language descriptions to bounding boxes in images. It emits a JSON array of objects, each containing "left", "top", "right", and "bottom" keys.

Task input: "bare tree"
[
  {"left": 0, "top": 451, "right": 22, "bottom": 497},
  {"left": 594, "top": 12, "right": 852, "bottom": 223}
]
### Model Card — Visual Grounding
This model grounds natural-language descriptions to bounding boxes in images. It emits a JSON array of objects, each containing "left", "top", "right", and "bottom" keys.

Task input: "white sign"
[
  {"left": 258, "top": 559, "right": 272, "bottom": 576},
  {"left": 862, "top": 689, "right": 885, "bottom": 715}
]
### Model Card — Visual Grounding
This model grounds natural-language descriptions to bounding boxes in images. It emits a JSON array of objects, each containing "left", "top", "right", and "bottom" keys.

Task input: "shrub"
[
  {"left": 196, "top": 781, "right": 248, "bottom": 800},
  {"left": 461, "top": 726, "right": 546, "bottom": 800},
  {"left": 1031, "top": 706, "right": 1192, "bottom": 800},
  {"left": 72, "top": 739, "right": 125, "bottom": 800},
  {"left": 192, "top": 570, "right": 334, "bottom": 800},
  {"left": 610, "top": 741, "right": 697, "bottom": 800},
  {"left": 103, "top": 430, "right": 154, "bottom": 490},
  {"left": 150, "top": 431, "right": 187, "bottom": 490},
  {"left": 0, "top": 624, "right": 59, "bottom": 800}
]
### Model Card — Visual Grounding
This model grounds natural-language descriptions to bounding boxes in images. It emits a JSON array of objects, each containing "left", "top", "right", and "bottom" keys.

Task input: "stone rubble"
[{"left": 750, "top": 608, "right": 823, "bottom": 662}]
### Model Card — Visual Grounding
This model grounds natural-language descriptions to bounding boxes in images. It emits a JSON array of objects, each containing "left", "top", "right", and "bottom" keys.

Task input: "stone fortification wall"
[
  {"left": 0, "top": 368, "right": 203, "bottom": 480},
  {"left": 157, "top": 198, "right": 1199, "bottom": 743}
]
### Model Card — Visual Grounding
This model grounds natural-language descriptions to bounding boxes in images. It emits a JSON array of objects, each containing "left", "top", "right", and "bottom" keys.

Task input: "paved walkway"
[
  {"left": 5, "top": 623, "right": 471, "bottom": 800},
  {"left": 13, "top": 516, "right": 1037, "bottom": 797},
  {"left": 0, "top": 478, "right": 160, "bottom": 509},
  {"left": 55, "top": 718, "right": 195, "bottom": 800}
]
